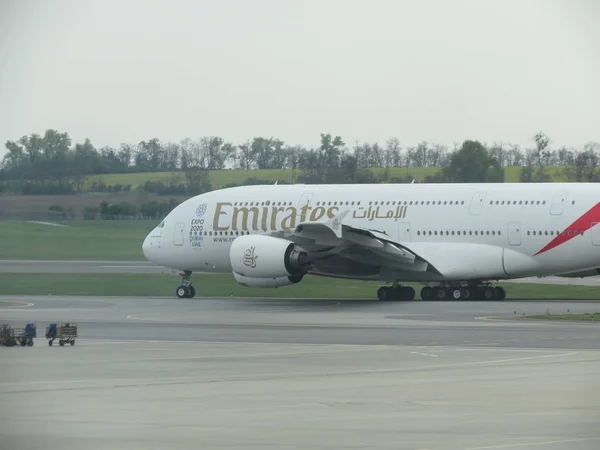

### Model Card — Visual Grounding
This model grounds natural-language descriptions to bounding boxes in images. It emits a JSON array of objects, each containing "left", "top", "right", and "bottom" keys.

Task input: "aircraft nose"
[
  {"left": 142, "top": 233, "right": 157, "bottom": 261},
  {"left": 142, "top": 234, "right": 151, "bottom": 260}
]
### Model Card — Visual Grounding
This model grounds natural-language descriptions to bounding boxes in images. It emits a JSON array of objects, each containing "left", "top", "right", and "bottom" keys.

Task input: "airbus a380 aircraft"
[{"left": 142, "top": 182, "right": 600, "bottom": 301}]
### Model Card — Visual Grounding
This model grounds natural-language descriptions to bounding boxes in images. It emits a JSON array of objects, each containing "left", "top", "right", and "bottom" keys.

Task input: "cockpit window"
[{"left": 158, "top": 221, "right": 164, "bottom": 228}]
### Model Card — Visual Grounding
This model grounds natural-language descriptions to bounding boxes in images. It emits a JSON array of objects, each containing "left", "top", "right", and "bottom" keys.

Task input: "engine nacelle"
[
  {"left": 229, "top": 234, "right": 309, "bottom": 279},
  {"left": 233, "top": 272, "right": 303, "bottom": 288}
]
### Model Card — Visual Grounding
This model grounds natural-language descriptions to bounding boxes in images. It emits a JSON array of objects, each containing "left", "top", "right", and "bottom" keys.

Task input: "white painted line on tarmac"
[
  {"left": 410, "top": 351, "right": 438, "bottom": 358},
  {"left": 0, "top": 300, "right": 35, "bottom": 308}
]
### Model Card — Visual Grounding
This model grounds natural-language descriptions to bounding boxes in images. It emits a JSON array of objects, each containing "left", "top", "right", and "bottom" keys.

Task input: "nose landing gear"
[
  {"left": 176, "top": 285, "right": 196, "bottom": 298},
  {"left": 176, "top": 270, "right": 196, "bottom": 298}
]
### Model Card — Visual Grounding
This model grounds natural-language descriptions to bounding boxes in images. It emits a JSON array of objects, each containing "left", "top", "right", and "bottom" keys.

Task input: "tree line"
[
  {"left": 47, "top": 198, "right": 180, "bottom": 221},
  {"left": 1, "top": 129, "right": 600, "bottom": 195}
]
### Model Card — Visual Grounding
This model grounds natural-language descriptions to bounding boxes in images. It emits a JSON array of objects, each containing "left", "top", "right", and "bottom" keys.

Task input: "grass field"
[
  {"left": 1, "top": 273, "right": 600, "bottom": 299},
  {"left": 0, "top": 220, "right": 152, "bottom": 260},
  {"left": 527, "top": 313, "right": 600, "bottom": 321},
  {"left": 0, "top": 192, "right": 189, "bottom": 220},
  {"left": 87, "top": 165, "right": 572, "bottom": 190}
]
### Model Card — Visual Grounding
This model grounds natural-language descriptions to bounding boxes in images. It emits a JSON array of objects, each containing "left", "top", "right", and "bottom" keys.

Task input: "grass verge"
[
  {"left": 1, "top": 273, "right": 600, "bottom": 299},
  {"left": 0, "top": 220, "right": 152, "bottom": 260}
]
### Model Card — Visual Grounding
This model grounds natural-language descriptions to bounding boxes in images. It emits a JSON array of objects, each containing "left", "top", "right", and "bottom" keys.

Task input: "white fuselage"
[{"left": 142, "top": 182, "right": 600, "bottom": 283}]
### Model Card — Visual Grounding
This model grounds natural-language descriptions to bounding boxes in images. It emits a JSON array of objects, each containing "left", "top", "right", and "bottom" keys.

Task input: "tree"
[
  {"left": 564, "top": 142, "right": 600, "bottom": 182},
  {"left": 520, "top": 131, "right": 552, "bottom": 182},
  {"left": 441, "top": 140, "right": 504, "bottom": 183}
]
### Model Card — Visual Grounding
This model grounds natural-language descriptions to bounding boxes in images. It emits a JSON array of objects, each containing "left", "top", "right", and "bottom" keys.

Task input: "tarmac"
[{"left": 1, "top": 294, "right": 600, "bottom": 449}]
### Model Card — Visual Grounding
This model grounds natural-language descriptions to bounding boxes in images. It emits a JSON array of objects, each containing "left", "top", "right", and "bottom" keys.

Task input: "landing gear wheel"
[
  {"left": 420, "top": 287, "right": 432, "bottom": 300},
  {"left": 377, "top": 286, "right": 392, "bottom": 301},
  {"left": 435, "top": 288, "right": 447, "bottom": 300},
  {"left": 176, "top": 286, "right": 189, "bottom": 298},
  {"left": 450, "top": 288, "right": 462, "bottom": 300},
  {"left": 27, "top": 340, "right": 33, "bottom": 347},
  {"left": 493, "top": 286, "right": 506, "bottom": 300},
  {"left": 403, "top": 286, "right": 416, "bottom": 301},
  {"left": 462, "top": 288, "right": 471, "bottom": 300},
  {"left": 59, "top": 340, "right": 64, "bottom": 347},
  {"left": 188, "top": 286, "right": 196, "bottom": 298},
  {"left": 70, "top": 340, "right": 75, "bottom": 346},
  {"left": 483, "top": 287, "right": 495, "bottom": 300}
]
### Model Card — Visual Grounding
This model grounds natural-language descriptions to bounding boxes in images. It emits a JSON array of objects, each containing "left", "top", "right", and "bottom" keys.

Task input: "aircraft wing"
[{"left": 267, "top": 210, "right": 533, "bottom": 281}]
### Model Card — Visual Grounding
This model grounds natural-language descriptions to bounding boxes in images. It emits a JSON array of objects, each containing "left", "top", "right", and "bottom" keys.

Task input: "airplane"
[{"left": 141, "top": 182, "right": 600, "bottom": 301}]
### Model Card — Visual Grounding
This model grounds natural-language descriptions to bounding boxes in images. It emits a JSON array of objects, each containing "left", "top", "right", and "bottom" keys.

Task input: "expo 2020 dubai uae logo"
[{"left": 196, "top": 204, "right": 207, "bottom": 217}]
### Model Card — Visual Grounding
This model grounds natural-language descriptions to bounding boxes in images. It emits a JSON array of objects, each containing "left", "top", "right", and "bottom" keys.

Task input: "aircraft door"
[
  {"left": 508, "top": 222, "right": 521, "bottom": 246},
  {"left": 550, "top": 191, "right": 567, "bottom": 215},
  {"left": 174, "top": 222, "right": 185, "bottom": 246},
  {"left": 398, "top": 222, "right": 411, "bottom": 242},
  {"left": 469, "top": 192, "right": 486, "bottom": 215},
  {"left": 591, "top": 223, "right": 600, "bottom": 246}
]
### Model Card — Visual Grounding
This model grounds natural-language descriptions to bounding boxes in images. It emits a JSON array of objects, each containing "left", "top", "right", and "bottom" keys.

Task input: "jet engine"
[
  {"left": 229, "top": 234, "right": 310, "bottom": 279},
  {"left": 233, "top": 272, "right": 303, "bottom": 288}
]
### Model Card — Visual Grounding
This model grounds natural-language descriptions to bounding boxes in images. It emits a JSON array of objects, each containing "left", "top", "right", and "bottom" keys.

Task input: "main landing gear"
[
  {"left": 376, "top": 283, "right": 506, "bottom": 301},
  {"left": 419, "top": 284, "right": 506, "bottom": 301},
  {"left": 377, "top": 285, "right": 416, "bottom": 301},
  {"left": 176, "top": 270, "right": 196, "bottom": 298}
]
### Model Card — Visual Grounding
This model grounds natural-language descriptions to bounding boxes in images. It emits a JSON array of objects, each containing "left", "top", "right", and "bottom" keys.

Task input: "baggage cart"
[
  {"left": 0, "top": 324, "right": 16, "bottom": 347},
  {"left": 46, "top": 323, "right": 77, "bottom": 346}
]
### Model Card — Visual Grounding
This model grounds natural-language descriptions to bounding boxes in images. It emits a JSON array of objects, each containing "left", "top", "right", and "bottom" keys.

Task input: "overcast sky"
[{"left": 0, "top": 0, "right": 598, "bottom": 157}]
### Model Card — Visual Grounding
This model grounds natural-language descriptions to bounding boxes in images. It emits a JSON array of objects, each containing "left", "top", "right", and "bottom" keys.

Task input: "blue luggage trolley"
[{"left": 46, "top": 323, "right": 77, "bottom": 346}]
